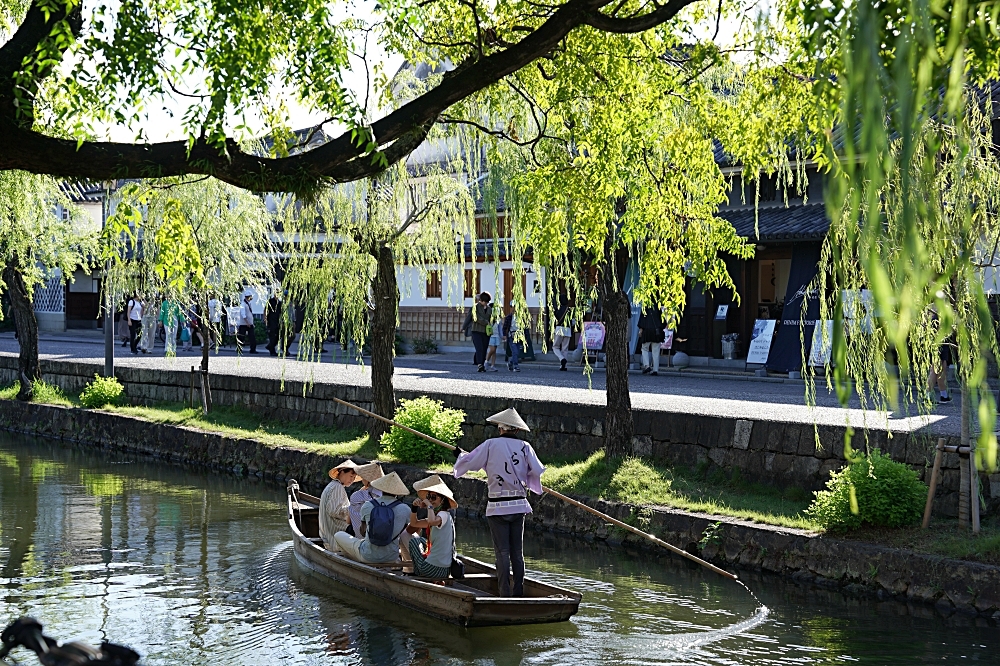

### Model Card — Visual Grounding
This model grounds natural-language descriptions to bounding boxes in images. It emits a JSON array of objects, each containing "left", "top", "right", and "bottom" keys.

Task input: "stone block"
[
  {"left": 633, "top": 410, "right": 652, "bottom": 435},
  {"left": 782, "top": 424, "right": 802, "bottom": 454},
  {"left": 650, "top": 414, "right": 672, "bottom": 442},
  {"left": 818, "top": 458, "right": 844, "bottom": 481},
  {"left": 765, "top": 423, "right": 784, "bottom": 452},
  {"left": 797, "top": 425, "right": 819, "bottom": 455},
  {"left": 632, "top": 435, "right": 652, "bottom": 457},
  {"left": 733, "top": 420, "right": 753, "bottom": 450},
  {"left": 707, "top": 446, "right": 729, "bottom": 468},
  {"left": 790, "top": 455, "right": 821, "bottom": 481}
]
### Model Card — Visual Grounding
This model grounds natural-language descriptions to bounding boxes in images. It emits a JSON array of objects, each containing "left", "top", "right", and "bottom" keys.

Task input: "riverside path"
[{"left": 0, "top": 330, "right": 966, "bottom": 438}]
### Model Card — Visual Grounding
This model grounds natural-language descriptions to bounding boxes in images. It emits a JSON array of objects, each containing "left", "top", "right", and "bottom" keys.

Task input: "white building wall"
[{"left": 397, "top": 261, "right": 545, "bottom": 309}]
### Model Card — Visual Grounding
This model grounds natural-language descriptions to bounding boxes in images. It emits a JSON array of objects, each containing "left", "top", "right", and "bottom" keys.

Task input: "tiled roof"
[
  {"left": 59, "top": 181, "right": 104, "bottom": 203},
  {"left": 720, "top": 203, "right": 830, "bottom": 242}
]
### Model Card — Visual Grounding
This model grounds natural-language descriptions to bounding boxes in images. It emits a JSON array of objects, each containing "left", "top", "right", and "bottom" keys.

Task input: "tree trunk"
[
  {"left": 601, "top": 240, "right": 634, "bottom": 459},
  {"left": 3, "top": 261, "right": 39, "bottom": 401},
  {"left": 370, "top": 244, "right": 399, "bottom": 439}
]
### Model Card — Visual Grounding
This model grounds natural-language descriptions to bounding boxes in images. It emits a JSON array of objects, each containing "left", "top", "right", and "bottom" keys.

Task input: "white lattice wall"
[{"left": 32, "top": 275, "right": 64, "bottom": 313}]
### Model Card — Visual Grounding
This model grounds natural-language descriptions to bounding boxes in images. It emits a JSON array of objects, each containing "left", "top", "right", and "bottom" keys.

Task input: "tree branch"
[
  {"left": 583, "top": 0, "right": 691, "bottom": 33},
  {"left": 0, "top": 0, "right": 698, "bottom": 193}
]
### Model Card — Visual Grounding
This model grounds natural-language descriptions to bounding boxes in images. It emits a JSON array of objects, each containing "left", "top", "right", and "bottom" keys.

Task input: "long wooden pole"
[
  {"left": 921, "top": 438, "right": 945, "bottom": 529},
  {"left": 330, "top": 396, "right": 738, "bottom": 581}
]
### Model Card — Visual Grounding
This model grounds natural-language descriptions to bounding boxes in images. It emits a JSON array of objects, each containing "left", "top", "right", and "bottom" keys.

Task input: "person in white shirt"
[
  {"left": 207, "top": 297, "right": 221, "bottom": 348},
  {"left": 140, "top": 296, "right": 157, "bottom": 353},
  {"left": 126, "top": 296, "right": 143, "bottom": 355},
  {"left": 238, "top": 293, "right": 258, "bottom": 353},
  {"left": 319, "top": 459, "right": 360, "bottom": 550}
]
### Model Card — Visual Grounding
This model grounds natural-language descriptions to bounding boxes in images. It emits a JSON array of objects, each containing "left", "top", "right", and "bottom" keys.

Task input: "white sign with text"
[{"left": 746, "top": 319, "right": 776, "bottom": 364}]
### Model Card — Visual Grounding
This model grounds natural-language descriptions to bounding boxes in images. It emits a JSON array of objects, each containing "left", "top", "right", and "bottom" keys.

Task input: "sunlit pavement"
[{"left": 0, "top": 331, "right": 965, "bottom": 436}]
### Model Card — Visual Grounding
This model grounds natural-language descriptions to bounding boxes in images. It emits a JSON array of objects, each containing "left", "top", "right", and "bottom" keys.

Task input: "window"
[
  {"left": 475, "top": 216, "right": 511, "bottom": 239},
  {"left": 426, "top": 271, "right": 442, "bottom": 299},
  {"left": 463, "top": 269, "right": 481, "bottom": 299}
]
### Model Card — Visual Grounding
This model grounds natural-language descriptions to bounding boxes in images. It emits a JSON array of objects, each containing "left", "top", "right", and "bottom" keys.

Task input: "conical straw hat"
[
  {"left": 371, "top": 471, "right": 409, "bottom": 497},
  {"left": 416, "top": 476, "right": 457, "bottom": 510},
  {"left": 355, "top": 462, "right": 384, "bottom": 484},
  {"left": 412, "top": 474, "right": 443, "bottom": 492},
  {"left": 487, "top": 407, "right": 530, "bottom": 432},
  {"left": 328, "top": 458, "right": 361, "bottom": 480}
]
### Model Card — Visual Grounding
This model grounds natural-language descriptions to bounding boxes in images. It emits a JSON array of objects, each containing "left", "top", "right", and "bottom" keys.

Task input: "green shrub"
[
  {"left": 412, "top": 337, "right": 439, "bottom": 354},
  {"left": 80, "top": 374, "right": 125, "bottom": 408},
  {"left": 379, "top": 396, "right": 465, "bottom": 464},
  {"left": 395, "top": 332, "right": 407, "bottom": 356},
  {"left": 806, "top": 449, "right": 926, "bottom": 531}
]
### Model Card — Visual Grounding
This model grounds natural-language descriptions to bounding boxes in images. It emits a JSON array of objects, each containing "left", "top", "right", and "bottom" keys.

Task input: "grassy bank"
[{"left": 6, "top": 380, "right": 1000, "bottom": 563}]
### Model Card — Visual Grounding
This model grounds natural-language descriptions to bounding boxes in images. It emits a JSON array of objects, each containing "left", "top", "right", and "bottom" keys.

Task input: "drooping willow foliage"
[
  {"left": 101, "top": 177, "right": 277, "bottom": 346},
  {"left": 796, "top": 0, "right": 1000, "bottom": 471},
  {"left": 451, "top": 28, "right": 815, "bottom": 360},
  {"left": 279, "top": 156, "right": 477, "bottom": 364},
  {"left": 0, "top": 170, "right": 96, "bottom": 303}
]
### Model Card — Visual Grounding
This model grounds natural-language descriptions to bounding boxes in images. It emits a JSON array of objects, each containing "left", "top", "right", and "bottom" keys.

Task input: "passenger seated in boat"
[
  {"left": 348, "top": 462, "right": 384, "bottom": 536},
  {"left": 407, "top": 476, "right": 458, "bottom": 580},
  {"left": 319, "top": 459, "right": 360, "bottom": 550},
  {"left": 334, "top": 472, "right": 412, "bottom": 564}
]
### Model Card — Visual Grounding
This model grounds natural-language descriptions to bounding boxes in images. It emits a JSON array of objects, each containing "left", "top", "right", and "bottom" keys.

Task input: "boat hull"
[{"left": 287, "top": 485, "right": 581, "bottom": 627}]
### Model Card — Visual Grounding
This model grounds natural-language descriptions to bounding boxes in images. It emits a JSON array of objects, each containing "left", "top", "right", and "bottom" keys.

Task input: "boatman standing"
[{"left": 453, "top": 407, "right": 545, "bottom": 597}]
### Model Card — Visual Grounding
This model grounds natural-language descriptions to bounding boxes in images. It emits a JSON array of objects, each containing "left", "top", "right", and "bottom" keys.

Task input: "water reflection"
[{"left": 1, "top": 433, "right": 997, "bottom": 665}]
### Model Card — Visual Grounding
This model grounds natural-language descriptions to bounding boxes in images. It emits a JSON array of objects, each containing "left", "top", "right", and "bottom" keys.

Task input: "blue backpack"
[{"left": 367, "top": 499, "right": 403, "bottom": 546}]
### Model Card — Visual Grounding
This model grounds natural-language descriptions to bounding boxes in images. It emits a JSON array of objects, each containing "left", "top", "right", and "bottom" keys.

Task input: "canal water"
[{"left": 1, "top": 433, "right": 996, "bottom": 665}]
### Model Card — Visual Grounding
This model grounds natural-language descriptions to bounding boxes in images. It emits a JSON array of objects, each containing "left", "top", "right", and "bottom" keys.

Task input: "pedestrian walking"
[
  {"left": 503, "top": 304, "right": 521, "bottom": 372},
  {"left": 140, "top": 296, "right": 157, "bottom": 353},
  {"left": 453, "top": 408, "right": 544, "bottom": 597},
  {"left": 485, "top": 305, "right": 504, "bottom": 371},
  {"left": 265, "top": 294, "right": 281, "bottom": 357},
  {"left": 552, "top": 302, "right": 573, "bottom": 371},
  {"left": 207, "top": 296, "right": 222, "bottom": 348},
  {"left": 117, "top": 303, "right": 130, "bottom": 347},
  {"left": 238, "top": 293, "right": 258, "bottom": 354},
  {"left": 126, "top": 295, "right": 143, "bottom": 354},
  {"left": 638, "top": 305, "right": 665, "bottom": 376},
  {"left": 159, "top": 298, "right": 181, "bottom": 356},
  {"left": 470, "top": 292, "right": 492, "bottom": 372}
]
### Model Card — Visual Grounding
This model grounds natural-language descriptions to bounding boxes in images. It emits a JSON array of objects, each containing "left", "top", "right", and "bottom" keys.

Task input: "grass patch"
[
  {"left": 843, "top": 518, "right": 1000, "bottom": 565},
  {"left": 109, "top": 402, "right": 376, "bottom": 458},
  {"left": 542, "top": 451, "right": 819, "bottom": 530},
  {"left": 0, "top": 380, "right": 74, "bottom": 407}
]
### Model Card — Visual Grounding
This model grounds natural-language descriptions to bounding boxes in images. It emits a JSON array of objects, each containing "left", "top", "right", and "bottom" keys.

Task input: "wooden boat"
[{"left": 287, "top": 481, "right": 582, "bottom": 627}]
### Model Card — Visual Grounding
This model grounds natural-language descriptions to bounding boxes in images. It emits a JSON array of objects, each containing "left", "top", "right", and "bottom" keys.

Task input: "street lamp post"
[{"left": 102, "top": 182, "right": 113, "bottom": 377}]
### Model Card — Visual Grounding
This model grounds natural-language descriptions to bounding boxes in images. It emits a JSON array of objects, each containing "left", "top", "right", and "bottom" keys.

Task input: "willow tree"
[
  {"left": 282, "top": 159, "right": 475, "bottom": 435},
  {"left": 0, "top": 170, "right": 97, "bottom": 399},
  {"left": 449, "top": 26, "right": 813, "bottom": 455},
  {"left": 102, "top": 177, "right": 276, "bottom": 386},
  {"left": 793, "top": 0, "right": 1000, "bottom": 475}
]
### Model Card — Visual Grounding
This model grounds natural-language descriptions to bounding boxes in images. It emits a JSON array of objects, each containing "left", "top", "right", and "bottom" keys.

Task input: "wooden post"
[
  {"left": 199, "top": 371, "right": 209, "bottom": 415},
  {"left": 959, "top": 384, "right": 970, "bottom": 528},
  {"left": 922, "top": 437, "right": 945, "bottom": 529},
  {"left": 203, "top": 370, "right": 212, "bottom": 410},
  {"left": 190, "top": 366, "right": 195, "bottom": 409},
  {"left": 972, "top": 437, "right": 981, "bottom": 535}
]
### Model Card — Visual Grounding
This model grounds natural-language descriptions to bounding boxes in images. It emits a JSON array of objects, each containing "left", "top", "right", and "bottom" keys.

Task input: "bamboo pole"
[
  {"left": 329, "top": 396, "right": 739, "bottom": 581},
  {"left": 921, "top": 438, "right": 945, "bottom": 529},
  {"left": 199, "top": 371, "right": 209, "bottom": 415}
]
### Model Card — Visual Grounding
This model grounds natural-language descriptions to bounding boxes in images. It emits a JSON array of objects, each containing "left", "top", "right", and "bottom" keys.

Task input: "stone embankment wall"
[
  {"left": 0, "top": 355, "right": 990, "bottom": 517},
  {"left": 1, "top": 398, "right": 998, "bottom": 618}
]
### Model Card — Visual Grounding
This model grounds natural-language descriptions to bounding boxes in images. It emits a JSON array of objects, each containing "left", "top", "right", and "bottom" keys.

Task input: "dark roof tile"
[{"left": 720, "top": 203, "right": 830, "bottom": 241}]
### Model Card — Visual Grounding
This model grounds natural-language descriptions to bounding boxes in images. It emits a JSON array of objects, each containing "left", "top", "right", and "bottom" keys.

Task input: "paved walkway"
[{"left": 0, "top": 330, "right": 965, "bottom": 436}]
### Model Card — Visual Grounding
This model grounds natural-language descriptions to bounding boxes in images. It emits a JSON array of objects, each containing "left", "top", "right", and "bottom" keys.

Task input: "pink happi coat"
[{"left": 453, "top": 437, "right": 545, "bottom": 516}]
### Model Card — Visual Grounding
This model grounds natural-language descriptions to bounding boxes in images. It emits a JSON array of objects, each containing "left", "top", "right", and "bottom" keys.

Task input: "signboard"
[
  {"left": 660, "top": 328, "right": 674, "bottom": 350},
  {"left": 582, "top": 321, "right": 606, "bottom": 350},
  {"left": 715, "top": 305, "right": 729, "bottom": 320},
  {"left": 809, "top": 320, "right": 834, "bottom": 366},
  {"left": 746, "top": 319, "right": 776, "bottom": 364}
]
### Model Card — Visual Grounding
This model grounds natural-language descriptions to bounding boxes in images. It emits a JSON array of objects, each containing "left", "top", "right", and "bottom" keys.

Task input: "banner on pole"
[{"left": 746, "top": 320, "right": 776, "bottom": 364}]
